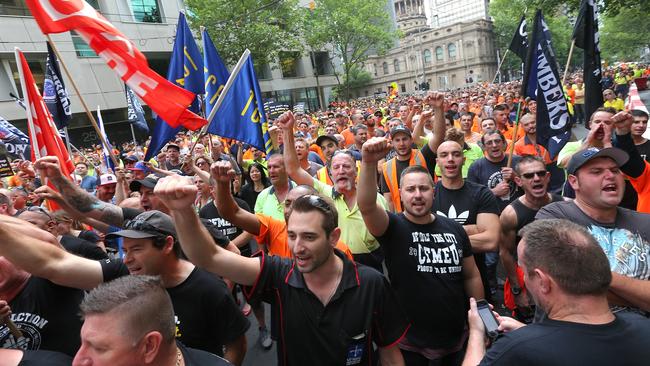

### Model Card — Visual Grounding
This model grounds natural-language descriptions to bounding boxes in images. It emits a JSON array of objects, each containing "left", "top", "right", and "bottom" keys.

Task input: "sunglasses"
[
  {"left": 27, "top": 206, "right": 53, "bottom": 221},
  {"left": 521, "top": 170, "right": 548, "bottom": 179}
]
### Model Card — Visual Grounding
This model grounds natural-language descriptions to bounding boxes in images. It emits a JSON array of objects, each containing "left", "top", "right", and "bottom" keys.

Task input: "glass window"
[
  {"left": 130, "top": 0, "right": 162, "bottom": 23},
  {"left": 448, "top": 43, "right": 457, "bottom": 59},
  {"left": 423, "top": 49, "right": 432, "bottom": 64},
  {"left": 279, "top": 51, "right": 302, "bottom": 78},
  {"left": 254, "top": 63, "right": 272, "bottom": 80},
  {"left": 382, "top": 62, "right": 388, "bottom": 75},
  {"left": 311, "top": 51, "right": 332, "bottom": 76},
  {"left": 435, "top": 46, "right": 444, "bottom": 61},
  {"left": 9, "top": 57, "right": 46, "bottom": 98},
  {"left": 71, "top": 31, "right": 99, "bottom": 58},
  {"left": 0, "top": 0, "right": 29, "bottom": 16},
  {"left": 393, "top": 59, "right": 400, "bottom": 72}
]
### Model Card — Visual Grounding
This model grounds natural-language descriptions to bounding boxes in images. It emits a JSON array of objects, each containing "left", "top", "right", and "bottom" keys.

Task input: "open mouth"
[{"left": 603, "top": 184, "right": 617, "bottom": 193}]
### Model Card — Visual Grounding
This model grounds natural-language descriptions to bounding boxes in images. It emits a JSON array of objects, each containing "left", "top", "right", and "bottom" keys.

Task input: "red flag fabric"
[
  {"left": 25, "top": 0, "right": 206, "bottom": 130},
  {"left": 15, "top": 48, "right": 74, "bottom": 210}
]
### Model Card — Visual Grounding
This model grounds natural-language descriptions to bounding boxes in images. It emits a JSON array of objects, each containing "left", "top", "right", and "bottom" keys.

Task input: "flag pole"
[
  {"left": 507, "top": 102, "right": 523, "bottom": 169},
  {"left": 45, "top": 36, "right": 119, "bottom": 167},
  {"left": 63, "top": 126, "right": 72, "bottom": 155},
  {"left": 492, "top": 49, "right": 510, "bottom": 84},
  {"left": 130, "top": 124, "right": 137, "bottom": 145},
  {"left": 562, "top": 39, "right": 576, "bottom": 86}
]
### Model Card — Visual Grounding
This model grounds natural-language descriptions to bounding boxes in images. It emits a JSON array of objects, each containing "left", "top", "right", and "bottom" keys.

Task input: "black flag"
[
  {"left": 572, "top": 0, "right": 603, "bottom": 121},
  {"left": 125, "top": 85, "right": 149, "bottom": 134},
  {"left": 521, "top": 10, "right": 571, "bottom": 160},
  {"left": 508, "top": 16, "right": 529, "bottom": 61},
  {"left": 43, "top": 43, "right": 72, "bottom": 129}
]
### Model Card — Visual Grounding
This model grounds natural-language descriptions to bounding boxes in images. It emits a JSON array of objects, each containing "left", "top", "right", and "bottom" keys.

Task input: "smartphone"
[{"left": 476, "top": 299, "right": 500, "bottom": 339}]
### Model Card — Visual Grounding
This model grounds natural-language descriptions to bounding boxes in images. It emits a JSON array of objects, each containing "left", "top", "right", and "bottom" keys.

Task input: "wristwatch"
[{"left": 510, "top": 285, "right": 522, "bottom": 296}]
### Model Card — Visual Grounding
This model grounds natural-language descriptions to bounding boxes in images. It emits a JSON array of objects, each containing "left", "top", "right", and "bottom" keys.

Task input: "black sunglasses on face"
[{"left": 521, "top": 170, "right": 548, "bottom": 179}]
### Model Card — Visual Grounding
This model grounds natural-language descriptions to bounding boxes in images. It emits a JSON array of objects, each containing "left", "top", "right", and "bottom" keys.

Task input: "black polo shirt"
[{"left": 244, "top": 250, "right": 409, "bottom": 366}]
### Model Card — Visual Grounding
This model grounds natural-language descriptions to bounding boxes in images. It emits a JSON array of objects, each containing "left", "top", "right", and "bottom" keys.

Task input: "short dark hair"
[
  {"left": 351, "top": 124, "right": 368, "bottom": 135},
  {"left": 75, "top": 162, "right": 88, "bottom": 168},
  {"left": 631, "top": 109, "right": 649, "bottom": 119},
  {"left": 151, "top": 235, "right": 182, "bottom": 258},
  {"left": 80, "top": 275, "right": 176, "bottom": 344},
  {"left": 400, "top": 165, "right": 433, "bottom": 187},
  {"left": 514, "top": 155, "right": 546, "bottom": 174},
  {"left": 518, "top": 219, "right": 611, "bottom": 296},
  {"left": 493, "top": 104, "right": 509, "bottom": 112},
  {"left": 287, "top": 194, "right": 338, "bottom": 238}
]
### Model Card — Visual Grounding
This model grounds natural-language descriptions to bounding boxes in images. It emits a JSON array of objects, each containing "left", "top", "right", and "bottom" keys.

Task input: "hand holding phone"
[{"left": 476, "top": 299, "right": 501, "bottom": 340}]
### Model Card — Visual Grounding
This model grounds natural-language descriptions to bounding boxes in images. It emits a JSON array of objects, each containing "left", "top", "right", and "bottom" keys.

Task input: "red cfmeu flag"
[
  {"left": 15, "top": 48, "right": 74, "bottom": 210},
  {"left": 24, "top": 0, "right": 206, "bottom": 130}
]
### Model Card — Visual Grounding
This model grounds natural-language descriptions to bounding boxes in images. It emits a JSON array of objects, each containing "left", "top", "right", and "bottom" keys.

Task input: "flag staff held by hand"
[
  {"left": 45, "top": 36, "right": 119, "bottom": 167},
  {"left": 507, "top": 102, "right": 523, "bottom": 169},
  {"left": 562, "top": 39, "right": 576, "bottom": 86}
]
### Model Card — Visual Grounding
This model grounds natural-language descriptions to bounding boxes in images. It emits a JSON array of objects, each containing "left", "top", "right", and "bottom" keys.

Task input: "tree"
[
  {"left": 332, "top": 66, "right": 372, "bottom": 99},
  {"left": 185, "top": 0, "right": 304, "bottom": 67},
  {"left": 600, "top": 8, "right": 650, "bottom": 62},
  {"left": 305, "top": 0, "right": 398, "bottom": 100}
]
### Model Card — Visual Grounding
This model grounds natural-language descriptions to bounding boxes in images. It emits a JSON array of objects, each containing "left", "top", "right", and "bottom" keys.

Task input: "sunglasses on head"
[{"left": 521, "top": 170, "right": 548, "bottom": 179}]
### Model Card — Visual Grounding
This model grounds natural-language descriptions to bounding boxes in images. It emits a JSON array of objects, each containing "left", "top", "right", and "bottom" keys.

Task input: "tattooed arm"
[{"left": 35, "top": 156, "right": 126, "bottom": 228}]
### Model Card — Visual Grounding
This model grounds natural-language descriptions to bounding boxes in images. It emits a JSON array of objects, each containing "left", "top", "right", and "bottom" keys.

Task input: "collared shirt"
[
  {"left": 254, "top": 182, "right": 295, "bottom": 221},
  {"left": 313, "top": 178, "right": 388, "bottom": 254},
  {"left": 514, "top": 135, "right": 552, "bottom": 164},
  {"left": 244, "top": 250, "right": 409, "bottom": 366}
]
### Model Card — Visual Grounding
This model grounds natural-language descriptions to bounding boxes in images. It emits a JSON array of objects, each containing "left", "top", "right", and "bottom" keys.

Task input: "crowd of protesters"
[{"left": 0, "top": 63, "right": 649, "bottom": 365}]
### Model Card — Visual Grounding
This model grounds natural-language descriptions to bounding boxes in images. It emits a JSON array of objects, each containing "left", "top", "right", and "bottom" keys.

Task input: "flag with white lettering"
[
  {"left": 0, "top": 116, "right": 30, "bottom": 160},
  {"left": 521, "top": 10, "right": 571, "bottom": 160},
  {"left": 508, "top": 16, "right": 528, "bottom": 62},
  {"left": 25, "top": 0, "right": 207, "bottom": 131},
  {"left": 572, "top": 0, "right": 603, "bottom": 121},
  {"left": 43, "top": 42, "right": 72, "bottom": 129},
  {"left": 125, "top": 85, "right": 148, "bottom": 134}
]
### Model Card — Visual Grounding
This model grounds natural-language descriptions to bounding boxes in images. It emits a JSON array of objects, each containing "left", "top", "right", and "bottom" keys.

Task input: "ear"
[
  {"left": 535, "top": 269, "right": 552, "bottom": 294},
  {"left": 140, "top": 331, "right": 163, "bottom": 364},
  {"left": 329, "top": 227, "right": 341, "bottom": 249},
  {"left": 514, "top": 175, "right": 523, "bottom": 187},
  {"left": 567, "top": 174, "right": 579, "bottom": 191},
  {"left": 162, "top": 235, "right": 175, "bottom": 255}
]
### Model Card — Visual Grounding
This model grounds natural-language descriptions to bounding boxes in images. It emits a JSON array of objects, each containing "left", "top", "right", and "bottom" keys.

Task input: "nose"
[{"left": 72, "top": 347, "right": 90, "bottom": 366}]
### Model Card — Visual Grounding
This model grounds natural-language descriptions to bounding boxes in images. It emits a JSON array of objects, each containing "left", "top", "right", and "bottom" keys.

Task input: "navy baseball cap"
[
  {"left": 390, "top": 125, "right": 411, "bottom": 138},
  {"left": 107, "top": 211, "right": 176, "bottom": 239},
  {"left": 567, "top": 147, "right": 629, "bottom": 175}
]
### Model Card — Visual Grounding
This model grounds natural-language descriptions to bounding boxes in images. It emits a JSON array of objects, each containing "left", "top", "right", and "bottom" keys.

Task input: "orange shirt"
[
  {"left": 341, "top": 128, "right": 355, "bottom": 147},
  {"left": 513, "top": 136, "right": 552, "bottom": 164},
  {"left": 501, "top": 125, "right": 525, "bottom": 142},
  {"left": 255, "top": 213, "right": 354, "bottom": 260},
  {"left": 628, "top": 162, "right": 650, "bottom": 214}
]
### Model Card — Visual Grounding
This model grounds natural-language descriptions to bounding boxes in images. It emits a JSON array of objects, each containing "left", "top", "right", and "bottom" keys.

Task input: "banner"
[
  {"left": 508, "top": 15, "right": 529, "bottom": 62},
  {"left": 207, "top": 52, "right": 271, "bottom": 153},
  {"left": 264, "top": 101, "right": 290, "bottom": 120},
  {"left": 572, "top": 0, "right": 603, "bottom": 121},
  {"left": 0, "top": 116, "right": 31, "bottom": 160},
  {"left": 96, "top": 106, "right": 115, "bottom": 173},
  {"left": 25, "top": 0, "right": 206, "bottom": 131},
  {"left": 43, "top": 42, "right": 72, "bottom": 129},
  {"left": 145, "top": 12, "right": 204, "bottom": 160},
  {"left": 125, "top": 85, "right": 148, "bottom": 134},
  {"left": 203, "top": 29, "right": 230, "bottom": 119},
  {"left": 521, "top": 10, "right": 571, "bottom": 160}
]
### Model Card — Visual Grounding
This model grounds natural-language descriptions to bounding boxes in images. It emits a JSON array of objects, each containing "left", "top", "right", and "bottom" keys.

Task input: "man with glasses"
[
  {"left": 0, "top": 210, "right": 249, "bottom": 365},
  {"left": 499, "top": 156, "right": 564, "bottom": 323},
  {"left": 153, "top": 173, "right": 409, "bottom": 366}
]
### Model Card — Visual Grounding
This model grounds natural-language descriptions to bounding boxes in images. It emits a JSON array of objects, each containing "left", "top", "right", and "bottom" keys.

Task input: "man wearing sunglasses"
[{"left": 499, "top": 156, "right": 565, "bottom": 323}]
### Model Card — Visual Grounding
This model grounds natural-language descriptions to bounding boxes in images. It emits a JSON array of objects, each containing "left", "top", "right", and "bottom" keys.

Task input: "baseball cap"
[
  {"left": 129, "top": 161, "right": 150, "bottom": 173},
  {"left": 566, "top": 147, "right": 629, "bottom": 175},
  {"left": 165, "top": 143, "right": 180, "bottom": 151},
  {"left": 98, "top": 174, "right": 117, "bottom": 186},
  {"left": 316, "top": 134, "right": 338, "bottom": 147},
  {"left": 390, "top": 125, "right": 411, "bottom": 138},
  {"left": 106, "top": 210, "right": 176, "bottom": 239},
  {"left": 124, "top": 155, "right": 138, "bottom": 163},
  {"left": 130, "top": 174, "right": 161, "bottom": 191},
  {"left": 374, "top": 110, "right": 383, "bottom": 117}
]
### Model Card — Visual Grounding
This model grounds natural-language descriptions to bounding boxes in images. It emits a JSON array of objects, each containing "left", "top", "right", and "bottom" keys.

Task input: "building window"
[
  {"left": 130, "top": 0, "right": 162, "bottom": 23},
  {"left": 423, "top": 49, "right": 432, "bottom": 64},
  {"left": 448, "top": 43, "right": 457, "bottom": 60},
  {"left": 393, "top": 59, "right": 400, "bottom": 72},
  {"left": 382, "top": 62, "right": 389, "bottom": 75},
  {"left": 0, "top": 0, "right": 30, "bottom": 16},
  {"left": 373, "top": 64, "right": 377, "bottom": 76},
  {"left": 400, "top": 84, "right": 406, "bottom": 93},
  {"left": 435, "top": 46, "right": 444, "bottom": 61},
  {"left": 71, "top": 31, "right": 99, "bottom": 58},
  {"left": 279, "top": 51, "right": 302, "bottom": 78},
  {"left": 10, "top": 57, "right": 46, "bottom": 98},
  {"left": 254, "top": 63, "right": 272, "bottom": 80},
  {"left": 311, "top": 51, "right": 332, "bottom": 76}
]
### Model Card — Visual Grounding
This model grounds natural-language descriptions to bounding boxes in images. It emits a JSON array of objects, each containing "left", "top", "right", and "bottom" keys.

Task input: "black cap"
[
  {"left": 124, "top": 155, "right": 138, "bottom": 163},
  {"left": 316, "top": 134, "right": 338, "bottom": 147},
  {"left": 567, "top": 147, "right": 629, "bottom": 175},
  {"left": 390, "top": 125, "right": 411, "bottom": 138},
  {"left": 130, "top": 174, "right": 161, "bottom": 191},
  {"left": 106, "top": 211, "right": 176, "bottom": 239}
]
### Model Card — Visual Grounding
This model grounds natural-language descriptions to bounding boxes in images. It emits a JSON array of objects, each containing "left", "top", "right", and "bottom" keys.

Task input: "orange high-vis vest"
[{"left": 382, "top": 150, "right": 427, "bottom": 213}]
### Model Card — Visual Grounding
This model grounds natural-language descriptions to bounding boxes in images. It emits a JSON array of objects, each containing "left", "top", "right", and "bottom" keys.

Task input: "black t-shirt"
[
  {"left": 59, "top": 235, "right": 108, "bottom": 260},
  {"left": 636, "top": 140, "right": 650, "bottom": 162},
  {"left": 377, "top": 212, "right": 473, "bottom": 349},
  {"left": 467, "top": 156, "right": 522, "bottom": 212},
  {"left": 433, "top": 180, "right": 499, "bottom": 301},
  {"left": 379, "top": 143, "right": 437, "bottom": 194},
  {"left": 1, "top": 277, "right": 84, "bottom": 357},
  {"left": 480, "top": 315, "right": 650, "bottom": 365},
  {"left": 179, "top": 342, "right": 232, "bottom": 366},
  {"left": 238, "top": 183, "right": 268, "bottom": 211},
  {"left": 100, "top": 261, "right": 249, "bottom": 356},
  {"left": 200, "top": 198, "right": 252, "bottom": 257},
  {"left": 244, "top": 250, "right": 409, "bottom": 366},
  {"left": 17, "top": 350, "right": 73, "bottom": 365}
]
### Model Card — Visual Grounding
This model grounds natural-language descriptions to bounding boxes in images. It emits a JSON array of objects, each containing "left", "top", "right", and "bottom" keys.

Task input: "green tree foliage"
[
  {"left": 185, "top": 0, "right": 304, "bottom": 67},
  {"left": 600, "top": 8, "right": 650, "bottom": 62},
  {"left": 305, "top": 0, "right": 398, "bottom": 100},
  {"left": 332, "top": 66, "right": 372, "bottom": 98}
]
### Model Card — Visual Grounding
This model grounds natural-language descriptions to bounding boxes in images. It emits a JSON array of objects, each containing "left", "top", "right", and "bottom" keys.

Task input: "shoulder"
[
  {"left": 500, "top": 204, "right": 518, "bottom": 228},
  {"left": 536, "top": 200, "right": 575, "bottom": 219},
  {"left": 482, "top": 323, "right": 563, "bottom": 364},
  {"left": 180, "top": 344, "right": 232, "bottom": 366}
]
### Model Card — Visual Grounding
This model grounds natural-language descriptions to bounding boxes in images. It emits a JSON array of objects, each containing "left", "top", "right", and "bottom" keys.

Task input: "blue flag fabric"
[
  {"left": 202, "top": 30, "right": 230, "bottom": 118},
  {"left": 97, "top": 106, "right": 115, "bottom": 173},
  {"left": 145, "top": 12, "right": 204, "bottom": 160},
  {"left": 43, "top": 43, "right": 72, "bottom": 129},
  {"left": 0, "top": 116, "right": 30, "bottom": 160},
  {"left": 206, "top": 53, "right": 271, "bottom": 153},
  {"left": 521, "top": 10, "right": 571, "bottom": 160},
  {"left": 125, "top": 85, "right": 149, "bottom": 134}
]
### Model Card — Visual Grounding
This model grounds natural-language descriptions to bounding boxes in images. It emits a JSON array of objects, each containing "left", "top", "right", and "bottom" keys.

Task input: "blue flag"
[
  {"left": 521, "top": 10, "right": 571, "bottom": 160},
  {"left": 145, "top": 12, "right": 204, "bottom": 160},
  {"left": 202, "top": 29, "right": 230, "bottom": 118},
  {"left": 43, "top": 43, "right": 72, "bottom": 129},
  {"left": 207, "top": 53, "right": 271, "bottom": 153},
  {"left": 97, "top": 106, "right": 115, "bottom": 173},
  {"left": 125, "top": 85, "right": 149, "bottom": 134},
  {"left": 0, "top": 115, "right": 30, "bottom": 160}
]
